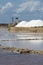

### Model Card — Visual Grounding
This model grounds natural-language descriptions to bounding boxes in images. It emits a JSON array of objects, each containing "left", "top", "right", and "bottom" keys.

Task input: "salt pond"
[
  {"left": 0, "top": 28, "right": 43, "bottom": 50},
  {"left": 0, "top": 52, "right": 43, "bottom": 65},
  {"left": 0, "top": 28, "right": 43, "bottom": 65}
]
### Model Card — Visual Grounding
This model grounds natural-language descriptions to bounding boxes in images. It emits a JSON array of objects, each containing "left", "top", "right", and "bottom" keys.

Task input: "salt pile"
[
  {"left": 15, "top": 20, "right": 43, "bottom": 27},
  {"left": 26, "top": 20, "right": 43, "bottom": 27},
  {"left": 15, "top": 21, "right": 27, "bottom": 27}
]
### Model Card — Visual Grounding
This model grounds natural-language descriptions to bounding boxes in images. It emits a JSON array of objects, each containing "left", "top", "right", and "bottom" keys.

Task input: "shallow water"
[
  {"left": 0, "top": 52, "right": 43, "bottom": 65},
  {"left": 0, "top": 28, "right": 43, "bottom": 65},
  {"left": 0, "top": 28, "right": 43, "bottom": 50}
]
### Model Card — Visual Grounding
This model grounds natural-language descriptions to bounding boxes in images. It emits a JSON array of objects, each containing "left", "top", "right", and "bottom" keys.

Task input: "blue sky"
[{"left": 0, "top": 0, "right": 43, "bottom": 23}]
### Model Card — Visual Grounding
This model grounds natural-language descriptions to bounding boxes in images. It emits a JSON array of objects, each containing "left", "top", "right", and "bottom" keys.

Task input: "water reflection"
[
  {"left": 0, "top": 28, "right": 43, "bottom": 50},
  {"left": 0, "top": 53, "right": 43, "bottom": 65}
]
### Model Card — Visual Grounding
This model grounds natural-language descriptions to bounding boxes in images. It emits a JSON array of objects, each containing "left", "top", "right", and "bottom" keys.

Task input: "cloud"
[
  {"left": 16, "top": 0, "right": 43, "bottom": 13},
  {"left": 0, "top": 2, "right": 13, "bottom": 13}
]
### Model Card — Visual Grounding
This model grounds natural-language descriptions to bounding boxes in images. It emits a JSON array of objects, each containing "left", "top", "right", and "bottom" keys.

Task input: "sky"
[{"left": 0, "top": 0, "right": 43, "bottom": 23}]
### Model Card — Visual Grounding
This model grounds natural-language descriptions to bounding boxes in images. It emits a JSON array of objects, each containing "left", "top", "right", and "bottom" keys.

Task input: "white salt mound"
[
  {"left": 26, "top": 20, "right": 43, "bottom": 27},
  {"left": 15, "top": 21, "right": 27, "bottom": 27},
  {"left": 15, "top": 20, "right": 43, "bottom": 27}
]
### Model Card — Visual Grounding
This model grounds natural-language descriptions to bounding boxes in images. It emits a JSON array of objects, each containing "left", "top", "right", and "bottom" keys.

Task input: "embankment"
[
  {"left": 0, "top": 45, "right": 43, "bottom": 54},
  {"left": 9, "top": 27, "right": 43, "bottom": 33}
]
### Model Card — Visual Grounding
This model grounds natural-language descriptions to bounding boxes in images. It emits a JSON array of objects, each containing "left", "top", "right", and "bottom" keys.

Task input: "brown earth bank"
[
  {"left": 9, "top": 27, "right": 43, "bottom": 33},
  {"left": 0, "top": 24, "right": 43, "bottom": 33},
  {"left": 0, "top": 24, "right": 8, "bottom": 28},
  {"left": 0, "top": 45, "right": 43, "bottom": 54}
]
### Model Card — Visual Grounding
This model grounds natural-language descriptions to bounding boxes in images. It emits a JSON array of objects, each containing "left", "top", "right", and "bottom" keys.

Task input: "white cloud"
[
  {"left": 0, "top": 2, "right": 13, "bottom": 13},
  {"left": 16, "top": 0, "right": 43, "bottom": 13}
]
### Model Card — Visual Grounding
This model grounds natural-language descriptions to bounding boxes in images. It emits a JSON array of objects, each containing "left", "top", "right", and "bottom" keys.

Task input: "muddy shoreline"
[{"left": 0, "top": 45, "right": 43, "bottom": 54}]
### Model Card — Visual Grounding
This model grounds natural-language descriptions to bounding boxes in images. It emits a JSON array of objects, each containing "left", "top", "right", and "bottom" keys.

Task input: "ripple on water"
[{"left": 0, "top": 52, "right": 43, "bottom": 65}]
